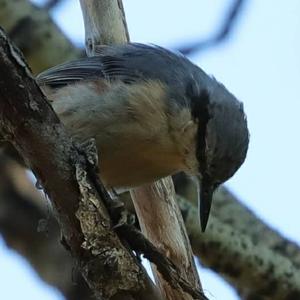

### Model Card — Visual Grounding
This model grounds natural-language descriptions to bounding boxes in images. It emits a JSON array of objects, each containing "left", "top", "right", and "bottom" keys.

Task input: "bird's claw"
[
  {"left": 113, "top": 209, "right": 136, "bottom": 229},
  {"left": 78, "top": 138, "right": 99, "bottom": 172}
]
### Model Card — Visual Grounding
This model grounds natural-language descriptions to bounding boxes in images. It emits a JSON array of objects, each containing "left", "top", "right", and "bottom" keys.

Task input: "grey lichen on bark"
[
  {"left": 178, "top": 193, "right": 300, "bottom": 299},
  {"left": 73, "top": 145, "right": 146, "bottom": 298},
  {"left": 0, "top": 156, "right": 93, "bottom": 300}
]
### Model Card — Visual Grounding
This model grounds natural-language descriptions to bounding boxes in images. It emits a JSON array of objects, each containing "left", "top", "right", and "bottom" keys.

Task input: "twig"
[
  {"left": 177, "top": 0, "right": 247, "bottom": 55},
  {"left": 117, "top": 224, "right": 208, "bottom": 300},
  {"left": 43, "top": 0, "right": 64, "bottom": 11}
]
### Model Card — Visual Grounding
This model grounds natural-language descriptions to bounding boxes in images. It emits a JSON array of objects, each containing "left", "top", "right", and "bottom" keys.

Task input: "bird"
[{"left": 36, "top": 43, "right": 249, "bottom": 232}]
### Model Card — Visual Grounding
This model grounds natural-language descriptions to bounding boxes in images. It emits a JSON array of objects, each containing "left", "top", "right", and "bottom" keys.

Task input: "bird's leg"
[
  {"left": 107, "top": 187, "right": 124, "bottom": 208},
  {"left": 77, "top": 138, "right": 99, "bottom": 172}
]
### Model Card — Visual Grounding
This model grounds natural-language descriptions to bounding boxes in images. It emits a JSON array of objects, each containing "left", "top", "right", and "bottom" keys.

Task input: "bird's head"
[{"left": 186, "top": 78, "right": 249, "bottom": 231}]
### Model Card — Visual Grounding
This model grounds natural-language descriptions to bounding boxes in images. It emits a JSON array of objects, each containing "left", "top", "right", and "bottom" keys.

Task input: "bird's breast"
[
  {"left": 48, "top": 79, "right": 186, "bottom": 188},
  {"left": 97, "top": 138, "right": 183, "bottom": 188}
]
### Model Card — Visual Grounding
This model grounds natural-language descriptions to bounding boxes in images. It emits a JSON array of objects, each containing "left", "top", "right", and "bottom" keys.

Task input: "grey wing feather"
[
  {"left": 36, "top": 57, "right": 106, "bottom": 87},
  {"left": 36, "top": 43, "right": 203, "bottom": 88}
]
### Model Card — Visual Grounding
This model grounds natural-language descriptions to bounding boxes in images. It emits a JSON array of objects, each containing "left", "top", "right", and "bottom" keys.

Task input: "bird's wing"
[
  {"left": 36, "top": 43, "right": 196, "bottom": 88},
  {"left": 36, "top": 57, "right": 106, "bottom": 87}
]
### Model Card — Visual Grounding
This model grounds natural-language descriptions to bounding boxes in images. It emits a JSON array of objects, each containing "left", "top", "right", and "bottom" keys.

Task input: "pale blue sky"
[{"left": 1, "top": 1, "right": 300, "bottom": 299}]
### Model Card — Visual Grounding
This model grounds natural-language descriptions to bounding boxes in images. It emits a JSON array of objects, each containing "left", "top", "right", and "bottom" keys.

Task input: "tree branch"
[
  {"left": 173, "top": 173, "right": 300, "bottom": 270},
  {"left": 119, "top": 224, "right": 207, "bottom": 299},
  {"left": 0, "top": 28, "right": 160, "bottom": 300},
  {"left": 131, "top": 181, "right": 203, "bottom": 300},
  {"left": 177, "top": 192, "right": 300, "bottom": 299},
  {"left": 79, "top": 0, "right": 129, "bottom": 56}
]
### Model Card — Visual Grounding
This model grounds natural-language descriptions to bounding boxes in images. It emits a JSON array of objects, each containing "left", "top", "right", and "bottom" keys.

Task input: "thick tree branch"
[
  {"left": 0, "top": 28, "right": 160, "bottom": 300},
  {"left": 0, "top": 1, "right": 204, "bottom": 299}
]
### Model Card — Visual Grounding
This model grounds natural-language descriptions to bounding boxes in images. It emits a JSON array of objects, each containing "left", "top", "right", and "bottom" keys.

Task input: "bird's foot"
[
  {"left": 77, "top": 138, "right": 99, "bottom": 172},
  {"left": 76, "top": 139, "right": 134, "bottom": 228},
  {"left": 105, "top": 194, "right": 135, "bottom": 228},
  {"left": 113, "top": 209, "right": 136, "bottom": 229}
]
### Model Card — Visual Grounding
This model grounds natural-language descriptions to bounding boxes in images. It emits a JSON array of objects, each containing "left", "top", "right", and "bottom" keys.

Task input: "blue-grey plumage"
[{"left": 37, "top": 43, "right": 249, "bottom": 232}]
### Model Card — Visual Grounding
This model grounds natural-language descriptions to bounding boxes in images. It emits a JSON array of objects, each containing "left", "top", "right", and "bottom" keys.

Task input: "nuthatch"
[{"left": 37, "top": 43, "right": 249, "bottom": 231}]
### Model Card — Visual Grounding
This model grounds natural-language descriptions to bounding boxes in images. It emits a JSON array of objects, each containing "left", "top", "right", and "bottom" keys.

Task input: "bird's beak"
[{"left": 197, "top": 176, "right": 213, "bottom": 232}]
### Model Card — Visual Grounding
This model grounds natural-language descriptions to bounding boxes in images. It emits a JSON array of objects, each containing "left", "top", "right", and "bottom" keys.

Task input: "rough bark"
[
  {"left": 0, "top": 28, "right": 160, "bottom": 300},
  {"left": 0, "top": 156, "right": 93, "bottom": 300}
]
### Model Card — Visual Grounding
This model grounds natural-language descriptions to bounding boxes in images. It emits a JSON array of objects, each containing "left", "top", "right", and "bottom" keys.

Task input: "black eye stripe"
[{"left": 187, "top": 86, "right": 211, "bottom": 175}]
